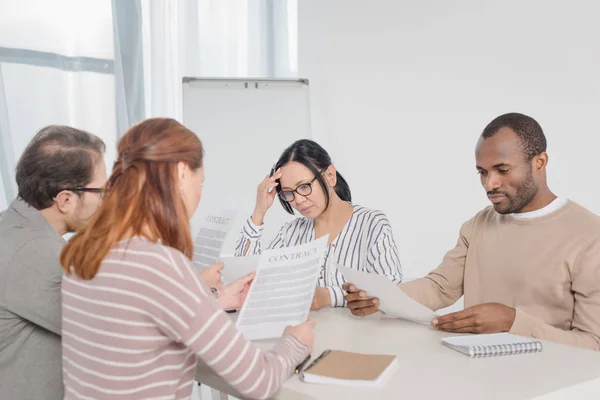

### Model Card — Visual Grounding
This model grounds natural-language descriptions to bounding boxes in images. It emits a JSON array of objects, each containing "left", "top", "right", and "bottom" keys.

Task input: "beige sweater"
[{"left": 401, "top": 201, "right": 600, "bottom": 350}]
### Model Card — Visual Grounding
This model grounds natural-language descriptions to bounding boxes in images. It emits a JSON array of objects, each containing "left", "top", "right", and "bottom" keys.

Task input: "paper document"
[
  {"left": 236, "top": 236, "right": 328, "bottom": 340},
  {"left": 337, "top": 265, "right": 438, "bottom": 324},
  {"left": 192, "top": 209, "right": 237, "bottom": 271},
  {"left": 218, "top": 255, "right": 260, "bottom": 285}
]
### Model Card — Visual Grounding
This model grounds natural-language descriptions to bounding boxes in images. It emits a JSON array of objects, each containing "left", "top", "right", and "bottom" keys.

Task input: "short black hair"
[
  {"left": 15, "top": 125, "right": 106, "bottom": 210},
  {"left": 274, "top": 139, "right": 351, "bottom": 215},
  {"left": 481, "top": 113, "right": 547, "bottom": 160}
]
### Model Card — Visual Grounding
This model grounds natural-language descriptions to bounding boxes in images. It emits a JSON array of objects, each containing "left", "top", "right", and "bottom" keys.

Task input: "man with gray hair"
[{"left": 0, "top": 126, "right": 106, "bottom": 399}]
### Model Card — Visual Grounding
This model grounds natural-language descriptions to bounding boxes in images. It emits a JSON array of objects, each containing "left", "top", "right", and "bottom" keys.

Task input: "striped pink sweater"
[{"left": 61, "top": 237, "right": 308, "bottom": 399}]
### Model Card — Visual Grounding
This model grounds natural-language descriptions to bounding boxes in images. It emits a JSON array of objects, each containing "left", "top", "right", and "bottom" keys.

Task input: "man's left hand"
[
  {"left": 218, "top": 270, "right": 256, "bottom": 310},
  {"left": 200, "top": 262, "right": 224, "bottom": 289},
  {"left": 432, "top": 303, "right": 516, "bottom": 334}
]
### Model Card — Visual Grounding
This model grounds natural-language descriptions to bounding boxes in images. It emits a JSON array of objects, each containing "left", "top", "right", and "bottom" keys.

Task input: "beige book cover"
[{"left": 302, "top": 350, "right": 396, "bottom": 384}]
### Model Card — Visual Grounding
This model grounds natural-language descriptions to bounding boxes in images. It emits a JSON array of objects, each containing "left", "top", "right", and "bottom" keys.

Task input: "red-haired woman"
[{"left": 60, "top": 118, "right": 315, "bottom": 400}]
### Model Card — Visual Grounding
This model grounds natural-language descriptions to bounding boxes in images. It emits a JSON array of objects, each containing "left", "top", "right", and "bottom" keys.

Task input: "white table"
[{"left": 196, "top": 308, "right": 600, "bottom": 399}]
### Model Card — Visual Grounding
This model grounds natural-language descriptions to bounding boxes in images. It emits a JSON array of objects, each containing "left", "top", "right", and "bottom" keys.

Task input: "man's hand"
[
  {"left": 342, "top": 283, "right": 380, "bottom": 317},
  {"left": 199, "top": 262, "right": 224, "bottom": 289},
  {"left": 310, "top": 287, "right": 332, "bottom": 310},
  {"left": 432, "top": 303, "right": 516, "bottom": 334},
  {"left": 218, "top": 271, "right": 256, "bottom": 310}
]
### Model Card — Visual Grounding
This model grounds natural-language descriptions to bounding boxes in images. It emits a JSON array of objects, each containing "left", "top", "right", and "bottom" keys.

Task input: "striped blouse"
[
  {"left": 61, "top": 237, "right": 308, "bottom": 400},
  {"left": 234, "top": 204, "right": 403, "bottom": 307}
]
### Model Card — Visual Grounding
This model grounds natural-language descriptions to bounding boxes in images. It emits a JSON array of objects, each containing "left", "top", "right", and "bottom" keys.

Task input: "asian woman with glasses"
[{"left": 234, "top": 139, "right": 403, "bottom": 310}]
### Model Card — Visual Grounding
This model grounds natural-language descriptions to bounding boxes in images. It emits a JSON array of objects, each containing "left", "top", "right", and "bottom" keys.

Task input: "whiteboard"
[{"left": 182, "top": 78, "right": 311, "bottom": 256}]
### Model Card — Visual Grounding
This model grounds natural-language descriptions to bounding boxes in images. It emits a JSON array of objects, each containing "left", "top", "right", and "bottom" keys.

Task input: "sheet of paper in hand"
[
  {"left": 193, "top": 209, "right": 237, "bottom": 271},
  {"left": 218, "top": 255, "right": 260, "bottom": 285},
  {"left": 337, "top": 264, "right": 438, "bottom": 324},
  {"left": 236, "top": 236, "right": 328, "bottom": 340}
]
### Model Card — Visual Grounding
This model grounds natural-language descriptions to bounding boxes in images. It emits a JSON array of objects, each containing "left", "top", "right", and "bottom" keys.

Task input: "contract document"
[
  {"left": 337, "top": 265, "right": 438, "bottom": 324},
  {"left": 192, "top": 209, "right": 237, "bottom": 271},
  {"left": 218, "top": 255, "right": 260, "bottom": 285},
  {"left": 236, "top": 236, "right": 328, "bottom": 340}
]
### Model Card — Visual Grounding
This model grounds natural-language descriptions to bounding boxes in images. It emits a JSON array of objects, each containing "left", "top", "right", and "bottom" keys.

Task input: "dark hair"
[
  {"left": 15, "top": 125, "right": 106, "bottom": 210},
  {"left": 481, "top": 113, "right": 547, "bottom": 160},
  {"left": 274, "top": 139, "right": 351, "bottom": 215},
  {"left": 61, "top": 118, "right": 204, "bottom": 280}
]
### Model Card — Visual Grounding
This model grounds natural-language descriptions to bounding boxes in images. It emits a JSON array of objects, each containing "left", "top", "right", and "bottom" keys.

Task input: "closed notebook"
[
  {"left": 300, "top": 350, "right": 397, "bottom": 387},
  {"left": 442, "top": 333, "right": 543, "bottom": 358}
]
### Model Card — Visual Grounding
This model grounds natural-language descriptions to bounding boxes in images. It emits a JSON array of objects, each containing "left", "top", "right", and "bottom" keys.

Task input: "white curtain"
[
  {"left": 0, "top": 0, "right": 297, "bottom": 208},
  {"left": 141, "top": 0, "right": 298, "bottom": 120},
  {"left": 0, "top": 0, "right": 137, "bottom": 207}
]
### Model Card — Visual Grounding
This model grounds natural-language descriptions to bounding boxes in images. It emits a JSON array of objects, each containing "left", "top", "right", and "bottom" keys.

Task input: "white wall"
[{"left": 299, "top": 0, "right": 600, "bottom": 279}]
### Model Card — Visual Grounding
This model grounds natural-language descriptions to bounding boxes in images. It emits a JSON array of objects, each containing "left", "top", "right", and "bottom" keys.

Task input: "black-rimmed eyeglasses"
[
  {"left": 64, "top": 187, "right": 106, "bottom": 198},
  {"left": 278, "top": 168, "right": 327, "bottom": 203}
]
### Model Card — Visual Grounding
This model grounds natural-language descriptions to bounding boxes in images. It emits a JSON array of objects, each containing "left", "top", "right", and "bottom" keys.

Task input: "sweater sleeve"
[
  {"left": 4, "top": 238, "right": 64, "bottom": 335},
  {"left": 399, "top": 216, "right": 475, "bottom": 311},
  {"left": 152, "top": 248, "right": 309, "bottom": 400},
  {"left": 510, "top": 241, "right": 600, "bottom": 350}
]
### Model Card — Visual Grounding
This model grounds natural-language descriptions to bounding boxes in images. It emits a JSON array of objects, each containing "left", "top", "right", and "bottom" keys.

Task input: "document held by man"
[
  {"left": 337, "top": 264, "right": 438, "bottom": 324},
  {"left": 236, "top": 236, "right": 328, "bottom": 340},
  {"left": 192, "top": 209, "right": 237, "bottom": 271}
]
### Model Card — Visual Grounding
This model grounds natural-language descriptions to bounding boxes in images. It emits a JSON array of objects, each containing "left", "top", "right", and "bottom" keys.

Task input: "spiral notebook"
[{"left": 442, "top": 333, "right": 543, "bottom": 358}]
